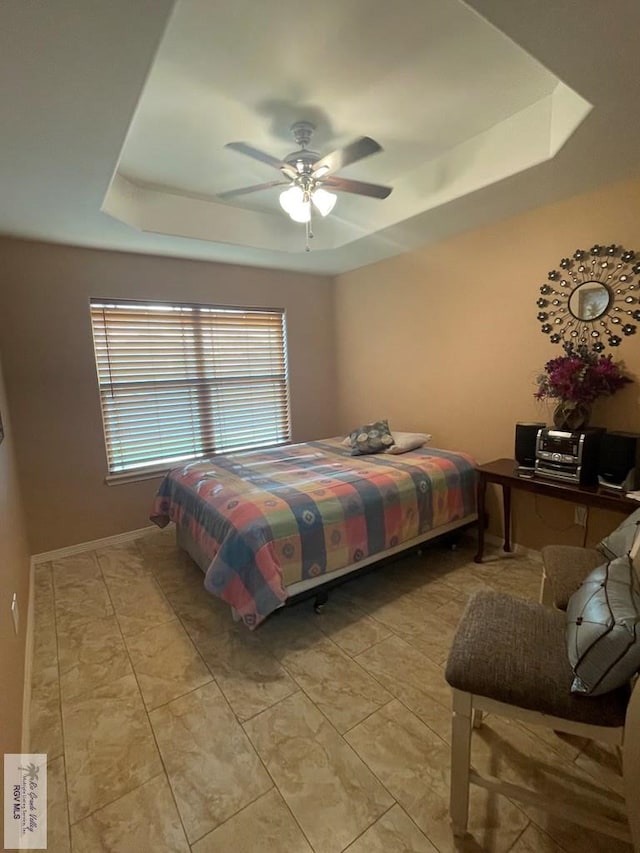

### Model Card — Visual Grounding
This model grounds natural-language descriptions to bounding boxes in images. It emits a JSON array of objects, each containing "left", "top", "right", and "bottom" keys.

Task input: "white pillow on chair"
[{"left": 566, "top": 544, "right": 640, "bottom": 696}]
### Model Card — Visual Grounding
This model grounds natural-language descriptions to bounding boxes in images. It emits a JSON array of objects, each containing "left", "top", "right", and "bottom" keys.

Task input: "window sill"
[{"left": 105, "top": 468, "right": 170, "bottom": 486}]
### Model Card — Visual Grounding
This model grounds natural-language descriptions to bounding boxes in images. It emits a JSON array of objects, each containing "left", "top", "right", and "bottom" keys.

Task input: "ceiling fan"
[{"left": 218, "top": 121, "right": 392, "bottom": 250}]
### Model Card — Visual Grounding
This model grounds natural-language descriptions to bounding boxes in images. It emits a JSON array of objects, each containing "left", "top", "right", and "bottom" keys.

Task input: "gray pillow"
[
  {"left": 348, "top": 419, "right": 394, "bottom": 456},
  {"left": 566, "top": 555, "right": 640, "bottom": 696},
  {"left": 597, "top": 508, "right": 640, "bottom": 561}
]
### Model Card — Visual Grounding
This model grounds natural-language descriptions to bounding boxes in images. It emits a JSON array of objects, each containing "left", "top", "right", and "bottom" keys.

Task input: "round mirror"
[
  {"left": 568, "top": 280, "right": 611, "bottom": 320},
  {"left": 535, "top": 244, "right": 640, "bottom": 351}
]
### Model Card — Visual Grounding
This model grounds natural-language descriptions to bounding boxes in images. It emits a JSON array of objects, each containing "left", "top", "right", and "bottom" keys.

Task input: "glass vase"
[{"left": 552, "top": 400, "right": 591, "bottom": 431}]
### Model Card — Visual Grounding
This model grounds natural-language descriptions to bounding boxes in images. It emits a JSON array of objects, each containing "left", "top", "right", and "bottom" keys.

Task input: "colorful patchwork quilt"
[{"left": 150, "top": 438, "right": 477, "bottom": 628}]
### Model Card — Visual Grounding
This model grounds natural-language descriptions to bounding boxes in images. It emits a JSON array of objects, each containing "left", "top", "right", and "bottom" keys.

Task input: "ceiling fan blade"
[
  {"left": 225, "top": 142, "right": 297, "bottom": 178},
  {"left": 217, "top": 179, "right": 290, "bottom": 199},
  {"left": 323, "top": 176, "right": 392, "bottom": 199},
  {"left": 312, "top": 136, "right": 382, "bottom": 178}
]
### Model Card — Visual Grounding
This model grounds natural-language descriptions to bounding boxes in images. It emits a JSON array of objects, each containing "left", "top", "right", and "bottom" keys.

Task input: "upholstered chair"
[
  {"left": 539, "top": 543, "right": 602, "bottom": 608},
  {"left": 444, "top": 590, "right": 640, "bottom": 848},
  {"left": 541, "top": 508, "right": 640, "bottom": 609}
]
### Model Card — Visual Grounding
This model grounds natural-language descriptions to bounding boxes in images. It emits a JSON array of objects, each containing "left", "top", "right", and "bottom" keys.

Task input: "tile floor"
[{"left": 29, "top": 528, "right": 632, "bottom": 852}]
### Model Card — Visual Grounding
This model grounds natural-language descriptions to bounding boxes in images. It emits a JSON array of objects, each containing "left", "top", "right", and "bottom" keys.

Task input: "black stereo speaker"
[
  {"left": 598, "top": 431, "right": 640, "bottom": 490},
  {"left": 515, "top": 422, "right": 545, "bottom": 469}
]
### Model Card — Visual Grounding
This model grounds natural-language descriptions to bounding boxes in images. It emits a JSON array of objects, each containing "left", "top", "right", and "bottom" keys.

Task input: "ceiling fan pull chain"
[{"left": 305, "top": 203, "right": 314, "bottom": 252}]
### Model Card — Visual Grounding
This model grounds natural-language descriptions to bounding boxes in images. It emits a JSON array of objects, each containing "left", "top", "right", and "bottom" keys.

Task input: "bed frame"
[{"left": 176, "top": 511, "right": 478, "bottom": 615}]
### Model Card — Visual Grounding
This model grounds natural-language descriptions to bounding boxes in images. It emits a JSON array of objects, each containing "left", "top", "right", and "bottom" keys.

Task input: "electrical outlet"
[
  {"left": 11, "top": 593, "right": 19, "bottom": 635},
  {"left": 574, "top": 505, "right": 588, "bottom": 527}
]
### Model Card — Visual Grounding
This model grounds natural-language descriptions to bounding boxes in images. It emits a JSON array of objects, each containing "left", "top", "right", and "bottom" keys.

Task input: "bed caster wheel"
[{"left": 313, "top": 590, "right": 328, "bottom": 613}]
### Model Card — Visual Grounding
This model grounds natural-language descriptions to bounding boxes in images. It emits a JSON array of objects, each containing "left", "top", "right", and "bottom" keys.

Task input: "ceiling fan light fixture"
[
  {"left": 279, "top": 184, "right": 303, "bottom": 214},
  {"left": 279, "top": 185, "right": 311, "bottom": 222},
  {"left": 311, "top": 187, "right": 337, "bottom": 217},
  {"left": 288, "top": 200, "right": 311, "bottom": 223}
]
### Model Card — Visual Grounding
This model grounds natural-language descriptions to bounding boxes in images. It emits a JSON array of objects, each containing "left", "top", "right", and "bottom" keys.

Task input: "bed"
[{"left": 150, "top": 437, "right": 478, "bottom": 628}]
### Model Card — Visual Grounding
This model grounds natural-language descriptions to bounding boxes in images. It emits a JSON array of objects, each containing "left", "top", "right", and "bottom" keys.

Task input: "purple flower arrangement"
[{"left": 535, "top": 345, "right": 632, "bottom": 405}]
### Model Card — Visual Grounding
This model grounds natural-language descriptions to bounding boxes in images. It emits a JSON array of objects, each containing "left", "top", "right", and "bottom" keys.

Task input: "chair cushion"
[
  {"left": 566, "top": 555, "right": 640, "bottom": 696},
  {"left": 597, "top": 508, "right": 640, "bottom": 561},
  {"left": 541, "top": 545, "right": 603, "bottom": 610},
  {"left": 445, "top": 591, "right": 629, "bottom": 727}
]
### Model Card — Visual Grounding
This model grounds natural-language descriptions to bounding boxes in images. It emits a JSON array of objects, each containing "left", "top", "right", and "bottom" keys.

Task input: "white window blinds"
[{"left": 90, "top": 299, "right": 290, "bottom": 475}]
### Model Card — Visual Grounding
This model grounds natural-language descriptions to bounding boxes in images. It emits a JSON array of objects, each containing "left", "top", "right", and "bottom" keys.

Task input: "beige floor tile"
[
  {"left": 361, "top": 591, "right": 452, "bottom": 639},
  {"left": 62, "top": 672, "right": 162, "bottom": 823},
  {"left": 125, "top": 619, "right": 212, "bottom": 710},
  {"left": 355, "top": 634, "right": 452, "bottom": 741},
  {"left": 516, "top": 720, "right": 587, "bottom": 764},
  {"left": 244, "top": 691, "right": 393, "bottom": 853},
  {"left": 469, "top": 715, "right": 631, "bottom": 853},
  {"left": 192, "top": 788, "right": 313, "bottom": 853},
  {"left": 507, "top": 822, "right": 565, "bottom": 852},
  {"left": 105, "top": 575, "right": 175, "bottom": 637},
  {"left": 32, "top": 590, "right": 58, "bottom": 680},
  {"left": 195, "top": 627, "right": 298, "bottom": 721},
  {"left": 345, "top": 699, "right": 528, "bottom": 853},
  {"left": 432, "top": 593, "right": 470, "bottom": 630},
  {"left": 149, "top": 681, "right": 272, "bottom": 843},
  {"left": 276, "top": 634, "right": 392, "bottom": 733},
  {"left": 30, "top": 664, "right": 64, "bottom": 760},
  {"left": 314, "top": 592, "right": 392, "bottom": 656},
  {"left": 472, "top": 715, "right": 626, "bottom": 817},
  {"left": 156, "top": 560, "right": 235, "bottom": 640},
  {"left": 28, "top": 538, "right": 632, "bottom": 853},
  {"left": 57, "top": 613, "right": 131, "bottom": 702},
  {"left": 47, "top": 755, "right": 71, "bottom": 853},
  {"left": 392, "top": 610, "right": 457, "bottom": 666},
  {"left": 337, "top": 572, "right": 416, "bottom": 614},
  {"left": 54, "top": 574, "right": 114, "bottom": 630},
  {"left": 484, "top": 562, "right": 541, "bottom": 601},
  {"left": 51, "top": 552, "right": 102, "bottom": 589},
  {"left": 147, "top": 550, "right": 207, "bottom": 598},
  {"left": 96, "top": 540, "right": 153, "bottom": 582},
  {"left": 136, "top": 526, "right": 180, "bottom": 564},
  {"left": 524, "top": 807, "right": 632, "bottom": 853},
  {"left": 255, "top": 604, "right": 325, "bottom": 657},
  {"left": 70, "top": 774, "right": 189, "bottom": 852},
  {"left": 177, "top": 596, "right": 236, "bottom": 643},
  {"left": 344, "top": 804, "right": 438, "bottom": 852},
  {"left": 574, "top": 738, "right": 625, "bottom": 795},
  {"left": 429, "top": 564, "right": 496, "bottom": 596},
  {"left": 34, "top": 562, "right": 55, "bottom": 627}
]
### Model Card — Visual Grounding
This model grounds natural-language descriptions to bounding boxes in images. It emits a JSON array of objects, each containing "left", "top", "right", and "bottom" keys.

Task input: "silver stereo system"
[{"left": 534, "top": 428, "right": 604, "bottom": 485}]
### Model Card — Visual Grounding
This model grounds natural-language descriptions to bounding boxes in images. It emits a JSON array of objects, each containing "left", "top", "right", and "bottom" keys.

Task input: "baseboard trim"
[
  {"left": 31, "top": 525, "right": 160, "bottom": 564},
  {"left": 21, "top": 558, "right": 35, "bottom": 753},
  {"left": 483, "top": 532, "right": 541, "bottom": 561}
]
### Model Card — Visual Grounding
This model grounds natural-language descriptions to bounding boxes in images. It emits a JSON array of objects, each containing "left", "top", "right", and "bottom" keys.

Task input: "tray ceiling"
[{"left": 1, "top": 0, "right": 640, "bottom": 274}]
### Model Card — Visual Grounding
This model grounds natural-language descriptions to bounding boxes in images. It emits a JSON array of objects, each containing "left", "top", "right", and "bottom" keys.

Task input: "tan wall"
[
  {"left": 0, "top": 239, "right": 338, "bottom": 553},
  {"left": 335, "top": 176, "right": 640, "bottom": 550},
  {"left": 0, "top": 353, "right": 30, "bottom": 768}
]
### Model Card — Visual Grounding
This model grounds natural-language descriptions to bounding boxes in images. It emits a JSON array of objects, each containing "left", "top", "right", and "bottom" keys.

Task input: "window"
[{"left": 90, "top": 298, "right": 290, "bottom": 478}]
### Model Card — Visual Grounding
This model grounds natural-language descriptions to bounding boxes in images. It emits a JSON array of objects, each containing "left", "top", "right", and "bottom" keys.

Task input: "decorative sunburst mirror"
[{"left": 536, "top": 243, "right": 640, "bottom": 351}]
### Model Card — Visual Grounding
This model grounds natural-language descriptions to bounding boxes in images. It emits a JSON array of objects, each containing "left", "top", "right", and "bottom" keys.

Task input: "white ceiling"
[{"left": 1, "top": 0, "right": 640, "bottom": 275}]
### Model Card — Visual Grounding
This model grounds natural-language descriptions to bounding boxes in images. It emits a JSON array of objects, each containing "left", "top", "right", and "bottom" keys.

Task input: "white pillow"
[
  {"left": 341, "top": 430, "right": 431, "bottom": 453},
  {"left": 566, "top": 555, "right": 640, "bottom": 695},
  {"left": 385, "top": 432, "right": 432, "bottom": 454}
]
